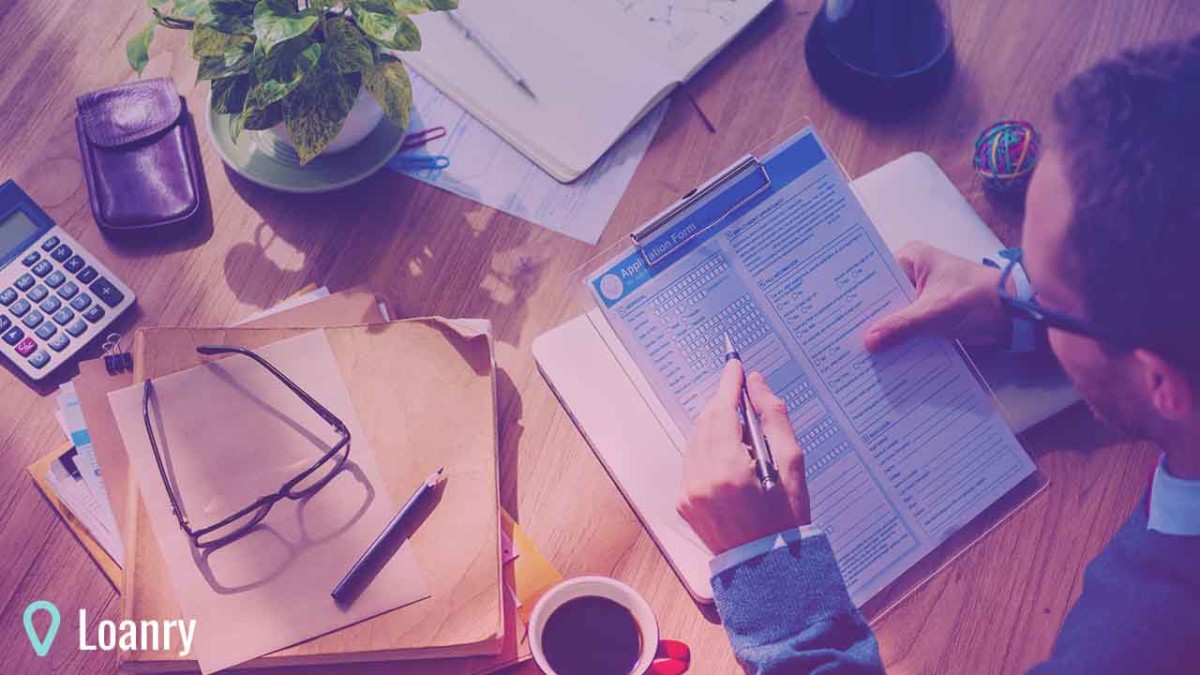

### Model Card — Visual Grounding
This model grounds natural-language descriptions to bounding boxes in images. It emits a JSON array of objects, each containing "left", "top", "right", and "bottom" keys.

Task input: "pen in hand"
[{"left": 722, "top": 334, "right": 779, "bottom": 490}]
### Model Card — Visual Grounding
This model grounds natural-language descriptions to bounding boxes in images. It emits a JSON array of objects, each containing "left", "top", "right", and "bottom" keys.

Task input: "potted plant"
[{"left": 127, "top": 0, "right": 455, "bottom": 163}]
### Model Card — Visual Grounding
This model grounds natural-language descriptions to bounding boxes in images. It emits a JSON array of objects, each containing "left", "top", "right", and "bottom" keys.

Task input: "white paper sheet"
[
  {"left": 391, "top": 74, "right": 667, "bottom": 245},
  {"left": 109, "top": 331, "right": 429, "bottom": 674},
  {"left": 586, "top": 128, "right": 1036, "bottom": 604}
]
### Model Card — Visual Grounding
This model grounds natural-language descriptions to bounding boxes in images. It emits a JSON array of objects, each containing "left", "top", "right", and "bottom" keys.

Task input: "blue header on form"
[{"left": 591, "top": 130, "right": 827, "bottom": 308}]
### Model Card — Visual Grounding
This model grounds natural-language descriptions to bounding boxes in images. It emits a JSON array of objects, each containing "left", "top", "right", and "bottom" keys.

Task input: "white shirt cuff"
[{"left": 709, "top": 525, "right": 826, "bottom": 576}]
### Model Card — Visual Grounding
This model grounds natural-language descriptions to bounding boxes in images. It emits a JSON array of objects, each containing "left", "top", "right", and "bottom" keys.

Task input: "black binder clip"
[
  {"left": 101, "top": 333, "right": 133, "bottom": 375},
  {"left": 631, "top": 155, "right": 772, "bottom": 269}
]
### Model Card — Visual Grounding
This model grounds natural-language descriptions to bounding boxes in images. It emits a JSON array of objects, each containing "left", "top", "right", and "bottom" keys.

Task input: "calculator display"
[{"left": 0, "top": 210, "right": 39, "bottom": 256}]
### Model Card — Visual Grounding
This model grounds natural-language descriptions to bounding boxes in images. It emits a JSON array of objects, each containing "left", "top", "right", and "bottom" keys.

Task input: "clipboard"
[{"left": 536, "top": 121, "right": 1070, "bottom": 609}]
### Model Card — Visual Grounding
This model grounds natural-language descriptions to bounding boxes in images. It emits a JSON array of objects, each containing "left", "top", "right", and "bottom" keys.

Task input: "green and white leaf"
[
  {"left": 250, "top": 39, "right": 321, "bottom": 104},
  {"left": 364, "top": 54, "right": 412, "bottom": 132},
  {"left": 283, "top": 67, "right": 361, "bottom": 163},
  {"left": 169, "top": 0, "right": 206, "bottom": 18},
  {"left": 126, "top": 20, "right": 156, "bottom": 75},
  {"left": 253, "top": 0, "right": 318, "bottom": 56},
  {"left": 325, "top": 17, "right": 374, "bottom": 74},
  {"left": 356, "top": 7, "right": 422, "bottom": 50},
  {"left": 209, "top": 0, "right": 257, "bottom": 16},
  {"left": 211, "top": 73, "right": 252, "bottom": 115},
  {"left": 197, "top": 40, "right": 253, "bottom": 80},
  {"left": 394, "top": 0, "right": 458, "bottom": 14},
  {"left": 191, "top": 25, "right": 253, "bottom": 58}
]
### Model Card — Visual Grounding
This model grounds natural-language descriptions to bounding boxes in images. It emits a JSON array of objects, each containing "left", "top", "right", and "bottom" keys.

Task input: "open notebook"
[{"left": 406, "top": 0, "right": 775, "bottom": 182}]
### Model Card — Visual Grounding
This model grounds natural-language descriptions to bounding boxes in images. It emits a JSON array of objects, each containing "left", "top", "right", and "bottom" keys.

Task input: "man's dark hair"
[{"left": 1054, "top": 34, "right": 1200, "bottom": 372}]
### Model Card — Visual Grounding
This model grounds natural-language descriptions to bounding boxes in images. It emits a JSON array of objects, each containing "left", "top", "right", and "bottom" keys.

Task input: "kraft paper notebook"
[
  {"left": 115, "top": 318, "right": 502, "bottom": 671},
  {"left": 406, "top": 0, "right": 775, "bottom": 181}
]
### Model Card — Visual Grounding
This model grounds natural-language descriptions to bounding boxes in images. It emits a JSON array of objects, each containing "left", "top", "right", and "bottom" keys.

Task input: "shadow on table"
[{"left": 223, "top": 167, "right": 547, "bottom": 349}]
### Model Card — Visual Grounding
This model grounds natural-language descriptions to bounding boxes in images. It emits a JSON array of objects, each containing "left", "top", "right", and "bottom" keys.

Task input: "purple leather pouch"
[{"left": 75, "top": 78, "right": 206, "bottom": 236}]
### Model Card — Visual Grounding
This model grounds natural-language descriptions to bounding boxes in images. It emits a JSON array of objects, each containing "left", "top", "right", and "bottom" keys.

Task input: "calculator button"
[
  {"left": 35, "top": 322, "right": 56, "bottom": 340},
  {"left": 21, "top": 251, "right": 40, "bottom": 266},
  {"left": 90, "top": 277, "right": 125, "bottom": 307},
  {"left": 47, "top": 333, "right": 70, "bottom": 352},
  {"left": 82, "top": 305, "right": 105, "bottom": 323},
  {"left": 15, "top": 336, "right": 36, "bottom": 357},
  {"left": 38, "top": 296, "right": 61, "bottom": 314},
  {"left": 22, "top": 311, "right": 43, "bottom": 328},
  {"left": 28, "top": 350, "right": 50, "bottom": 369},
  {"left": 66, "top": 318, "right": 88, "bottom": 337},
  {"left": 41, "top": 236, "right": 59, "bottom": 252},
  {"left": 57, "top": 282, "right": 78, "bottom": 299},
  {"left": 0, "top": 316, "right": 8, "bottom": 333},
  {"left": 27, "top": 285, "right": 48, "bottom": 303},
  {"left": 15, "top": 274, "right": 35, "bottom": 291},
  {"left": 3, "top": 325, "right": 22, "bottom": 345},
  {"left": 44, "top": 271, "right": 65, "bottom": 288},
  {"left": 10, "top": 298, "right": 30, "bottom": 317},
  {"left": 51, "top": 244, "right": 72, "bottom": 262},
  {"left": 70, "top": 294, "right": 92, "bottom": 311},
  {"left": 77, "top": 266, "right": 98, "bottom": 284},
  {"left": 53, "top": 307, "right": 74, "bottom": 325},
  {"left": 0, "top": 288, "right": 15, "bottom": 305},
  {"left": 64, "top": 255, "right": 86, "bottom": 274},
  {"left": 32, "top": 260, "right": 52, "bottom": 277}
]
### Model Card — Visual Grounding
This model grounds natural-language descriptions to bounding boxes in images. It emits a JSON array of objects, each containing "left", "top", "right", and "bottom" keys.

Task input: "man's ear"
[{"left": 1133, "top": 349, "right": 1196, "bottom": 421}]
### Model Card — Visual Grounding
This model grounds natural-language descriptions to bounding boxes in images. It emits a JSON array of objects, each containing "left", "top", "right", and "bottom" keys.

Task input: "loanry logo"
[
  {"left": 23, "top": 601, "right": 60, "bottom": 657},
  {"left": 23, "top": 601, "right": 196, "bottom": 658}
]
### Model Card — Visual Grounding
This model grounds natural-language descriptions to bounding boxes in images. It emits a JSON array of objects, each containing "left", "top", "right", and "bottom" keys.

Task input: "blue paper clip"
[{"left": 388, "top": 154, "right": 450, "bottom": 172}]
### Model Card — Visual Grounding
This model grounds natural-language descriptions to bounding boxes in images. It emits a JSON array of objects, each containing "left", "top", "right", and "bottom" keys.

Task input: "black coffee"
[{"left": 542, "top": 596, "right": 642, "bottom": 675}]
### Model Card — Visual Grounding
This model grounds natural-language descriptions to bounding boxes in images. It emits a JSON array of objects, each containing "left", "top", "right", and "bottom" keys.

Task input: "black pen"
[
  {"left": 723, "top": 334, "right": 779, "bottom": 490},
  {"left": 332, "top": 468, "right": 445, "bottom": 604}
]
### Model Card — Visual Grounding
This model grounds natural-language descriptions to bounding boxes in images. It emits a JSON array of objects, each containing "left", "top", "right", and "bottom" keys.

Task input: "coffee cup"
[{"left": 529, "top": 576, "right": 689, "bottom": 675}]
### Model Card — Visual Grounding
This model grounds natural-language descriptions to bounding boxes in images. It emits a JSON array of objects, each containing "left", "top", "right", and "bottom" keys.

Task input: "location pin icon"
[{"left": 23, "top": 601, "right": 61, "bottom": 657}]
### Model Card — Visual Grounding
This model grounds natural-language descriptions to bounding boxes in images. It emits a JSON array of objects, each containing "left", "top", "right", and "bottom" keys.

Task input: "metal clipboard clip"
[{"left": 631, "top": 155, "right": 772, "bottom": 269}]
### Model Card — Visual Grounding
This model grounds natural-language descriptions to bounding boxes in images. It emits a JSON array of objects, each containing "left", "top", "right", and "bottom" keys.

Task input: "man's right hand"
[{"left": 864, "top": 242, "right": 1012, "bottom": 352}]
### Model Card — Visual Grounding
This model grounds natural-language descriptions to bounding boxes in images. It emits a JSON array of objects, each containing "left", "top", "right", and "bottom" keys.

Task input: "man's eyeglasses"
[
  {"left": 142, "top": 345, "right": 351, "bottom": 550},
  {"left": 995, "top": 250, "right": 1134, "bottom": 348}
]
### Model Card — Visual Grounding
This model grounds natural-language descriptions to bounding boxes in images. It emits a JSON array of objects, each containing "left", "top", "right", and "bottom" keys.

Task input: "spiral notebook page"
[{"left": 109, "top": 330, "right": 429, "bottom": 674}]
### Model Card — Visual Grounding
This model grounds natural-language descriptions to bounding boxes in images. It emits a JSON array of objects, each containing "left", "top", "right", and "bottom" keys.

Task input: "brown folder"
[{"left": 113, "top": 312, "right": 502, "bottom": 670}]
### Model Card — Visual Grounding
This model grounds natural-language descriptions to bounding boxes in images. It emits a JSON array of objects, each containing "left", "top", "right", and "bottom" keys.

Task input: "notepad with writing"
[{"left": 406, "top": 0, "right": 775, "bottom": 182}]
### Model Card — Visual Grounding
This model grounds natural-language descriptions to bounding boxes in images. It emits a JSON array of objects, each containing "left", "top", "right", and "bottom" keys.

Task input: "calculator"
[{"left": 0, "top": 180, "right": 135, "bottom": 380}]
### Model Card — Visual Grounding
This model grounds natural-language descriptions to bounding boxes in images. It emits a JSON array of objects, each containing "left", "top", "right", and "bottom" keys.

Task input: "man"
[{"left": 678, "top": 36, "right": 1200, "bottom": 674}]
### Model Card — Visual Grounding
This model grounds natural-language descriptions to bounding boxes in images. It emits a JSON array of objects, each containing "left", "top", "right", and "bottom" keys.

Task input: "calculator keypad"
[
  {"left": 2, "top": 228, "right": 134, "bottom": 380},
  {"left": 22, "top": 311, "right": 43, "bottom": 328},
  {"left": 39, "top": 296, "right": 60, "bottom": 314}
]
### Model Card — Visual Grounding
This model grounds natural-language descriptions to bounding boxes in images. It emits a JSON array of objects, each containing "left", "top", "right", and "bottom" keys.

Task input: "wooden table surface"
[{"left": 2, "top": 1, "right": 1197, "bottom": 673}]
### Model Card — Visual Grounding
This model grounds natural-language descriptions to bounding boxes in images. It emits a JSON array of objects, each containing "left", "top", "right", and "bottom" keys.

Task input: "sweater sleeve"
[
  {"left": 711, "top": 532, "right": 884, "bottom": 674},
  {"left": 1027, "top": 507, "right": 1200, "bottom": 675}
]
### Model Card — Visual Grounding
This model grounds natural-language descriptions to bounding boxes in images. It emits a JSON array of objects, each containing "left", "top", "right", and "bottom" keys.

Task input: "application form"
[{"left": 585, "top": 128, "right": 1035, "bottom": 603}]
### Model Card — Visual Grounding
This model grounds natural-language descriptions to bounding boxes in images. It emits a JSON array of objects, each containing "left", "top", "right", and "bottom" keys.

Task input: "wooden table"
[{"left": 2, "top": 1, "right": 1196, "bottom": 673}]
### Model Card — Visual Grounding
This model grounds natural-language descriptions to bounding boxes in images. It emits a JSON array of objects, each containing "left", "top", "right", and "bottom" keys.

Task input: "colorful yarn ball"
[{"left": 973, "top": 120, "right": 1041, "bottom": 193}]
